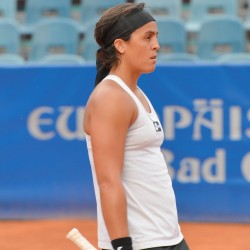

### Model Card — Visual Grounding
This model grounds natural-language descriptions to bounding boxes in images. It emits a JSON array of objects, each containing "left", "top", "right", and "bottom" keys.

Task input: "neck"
[{"left": 109, "top": 67, "right": 140, "bottom": 93}]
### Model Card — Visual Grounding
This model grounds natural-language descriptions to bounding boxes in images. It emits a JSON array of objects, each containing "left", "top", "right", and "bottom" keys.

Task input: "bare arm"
[{"left": 85, "top": 82, "right": 136, "bottom": 240}]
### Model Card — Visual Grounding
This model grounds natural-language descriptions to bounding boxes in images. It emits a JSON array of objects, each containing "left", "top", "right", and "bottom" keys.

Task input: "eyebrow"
[{"left": 145, "top": 30, "right": 158, "bottom": 35}]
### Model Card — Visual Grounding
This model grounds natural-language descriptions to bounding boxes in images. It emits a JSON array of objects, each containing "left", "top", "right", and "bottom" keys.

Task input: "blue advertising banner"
[
  {"left": 0, "top": 65, "right": 96, "bottom": 218},
  {"left": 0, "top": 64, "right": 250, "bottom": 221},
  {"left": 141, "top": 64, "right": 250, "bottom": 222}
]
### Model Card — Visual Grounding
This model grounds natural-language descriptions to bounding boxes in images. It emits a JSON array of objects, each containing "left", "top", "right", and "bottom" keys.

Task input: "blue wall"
[{"left": 0, "top": 64, "right": 250, "bottom": 222}]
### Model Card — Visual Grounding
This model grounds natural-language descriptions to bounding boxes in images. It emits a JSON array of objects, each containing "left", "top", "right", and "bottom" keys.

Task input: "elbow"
[{"left": 98, "top": 179, "right": 123, "bottom": 193}]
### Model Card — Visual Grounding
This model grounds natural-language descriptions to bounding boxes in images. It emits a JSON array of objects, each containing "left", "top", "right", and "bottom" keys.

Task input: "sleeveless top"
[{"left": 85, "top": 75, "right": 183, "bottom": 250}]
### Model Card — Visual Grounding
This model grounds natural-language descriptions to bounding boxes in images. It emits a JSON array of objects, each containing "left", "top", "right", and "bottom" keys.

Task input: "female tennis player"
[{"left": 83, "top": 3, "right": 189, "bottom": 250}]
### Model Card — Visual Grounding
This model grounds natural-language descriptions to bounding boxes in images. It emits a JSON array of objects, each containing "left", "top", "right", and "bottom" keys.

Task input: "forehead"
[{"left": 132, "top": 21, "right": 158, "bottom": 35}]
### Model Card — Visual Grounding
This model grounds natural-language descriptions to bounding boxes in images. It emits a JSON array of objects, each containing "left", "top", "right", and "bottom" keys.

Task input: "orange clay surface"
[{"left": 0, "top": 219, "right": 250, "bottom": 250}]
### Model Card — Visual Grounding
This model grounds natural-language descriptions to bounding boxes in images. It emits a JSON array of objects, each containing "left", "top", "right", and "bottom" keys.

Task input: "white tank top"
[{"left": 85, "top": 75, "right": 183, "bottom": 250}]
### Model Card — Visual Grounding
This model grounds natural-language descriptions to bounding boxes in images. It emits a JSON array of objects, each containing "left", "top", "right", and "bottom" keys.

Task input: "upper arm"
[{"left": 87, "top": 83, "right": 136, "bottom": 186}]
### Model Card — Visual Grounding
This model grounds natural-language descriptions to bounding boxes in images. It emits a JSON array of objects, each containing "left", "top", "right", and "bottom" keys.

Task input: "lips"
[{"left": 151, "top": 55, "right": 157, "bottom": 59}]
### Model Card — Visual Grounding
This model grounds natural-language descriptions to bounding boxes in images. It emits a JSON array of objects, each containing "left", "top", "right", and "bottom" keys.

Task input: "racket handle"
[{"left": 66, "top": 228, "right": 97, "bottom": 250}]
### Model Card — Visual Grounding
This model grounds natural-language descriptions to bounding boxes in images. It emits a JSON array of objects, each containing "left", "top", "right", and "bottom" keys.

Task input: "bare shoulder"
[
  {"left": 89, "top": 79, "right": 135, "bottom": 110},
  {"left": 84, "top": 79, "right": 137, "bottom": 133}
]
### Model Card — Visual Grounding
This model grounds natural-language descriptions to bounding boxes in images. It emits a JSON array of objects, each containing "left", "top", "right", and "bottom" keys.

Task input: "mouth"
[{"left": 150, "top": 55, "right": 157, "bottom": 60}]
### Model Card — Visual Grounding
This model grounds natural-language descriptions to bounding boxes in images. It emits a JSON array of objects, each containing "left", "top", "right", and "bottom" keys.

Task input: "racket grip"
[{"left": 66, "top": 228, "right": 97, "bottom": 250}]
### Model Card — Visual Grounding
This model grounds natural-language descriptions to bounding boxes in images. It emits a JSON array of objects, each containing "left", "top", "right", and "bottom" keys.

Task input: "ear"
[{"left": 113, "top": 39, "right": 125, "bottom": 54}]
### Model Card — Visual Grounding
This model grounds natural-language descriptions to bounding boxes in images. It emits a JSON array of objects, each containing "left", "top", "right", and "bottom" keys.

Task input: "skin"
[{"left": 83, "top": 21, "right": 160, "bottom": 240}]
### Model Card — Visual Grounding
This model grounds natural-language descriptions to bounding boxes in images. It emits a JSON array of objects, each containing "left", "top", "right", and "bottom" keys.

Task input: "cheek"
[
  {"left": 125, "top": 43, "right": 149, "bottom": 64},
  {"left": 133, "top": 46, "right": 148, "bottom": 59}
]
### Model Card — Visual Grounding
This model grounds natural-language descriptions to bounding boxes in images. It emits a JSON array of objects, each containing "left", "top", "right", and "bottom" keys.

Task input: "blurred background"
[
  {"left": 0, "top": 0, "right": 250, "bottom": 225},
  {"left": 0, "top": 0, "right": 250, "bottom": 63}
]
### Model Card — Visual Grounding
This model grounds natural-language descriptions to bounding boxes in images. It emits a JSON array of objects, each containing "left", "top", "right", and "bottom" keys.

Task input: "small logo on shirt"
[{"left": 153, "top": 121, "right": 162, "bottom": 132}]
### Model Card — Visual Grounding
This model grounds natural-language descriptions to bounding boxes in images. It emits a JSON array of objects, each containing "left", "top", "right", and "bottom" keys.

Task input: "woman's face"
[{"left": 123, "top": 21, "right": 160, "bottom": 74}]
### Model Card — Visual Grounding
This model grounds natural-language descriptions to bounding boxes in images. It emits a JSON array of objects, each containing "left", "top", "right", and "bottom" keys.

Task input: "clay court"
[{"left": 1, "top": 219, "right": 250, "bottom": 250}]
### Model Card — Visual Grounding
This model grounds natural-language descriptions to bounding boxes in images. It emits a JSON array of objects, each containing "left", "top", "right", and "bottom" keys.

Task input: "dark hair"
[{"left": 94, "top": 3, "right": 146, "bottom": 86}]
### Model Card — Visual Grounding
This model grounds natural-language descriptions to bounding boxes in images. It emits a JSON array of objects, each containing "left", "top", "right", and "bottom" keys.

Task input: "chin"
[{"left": 143, "top": 66, "right": 156, "bottom": 74}]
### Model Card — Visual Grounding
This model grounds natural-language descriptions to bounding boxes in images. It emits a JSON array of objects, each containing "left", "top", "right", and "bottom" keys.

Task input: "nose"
[{"left": 153, "top": 37, "right": 160, "bottom": 51}]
